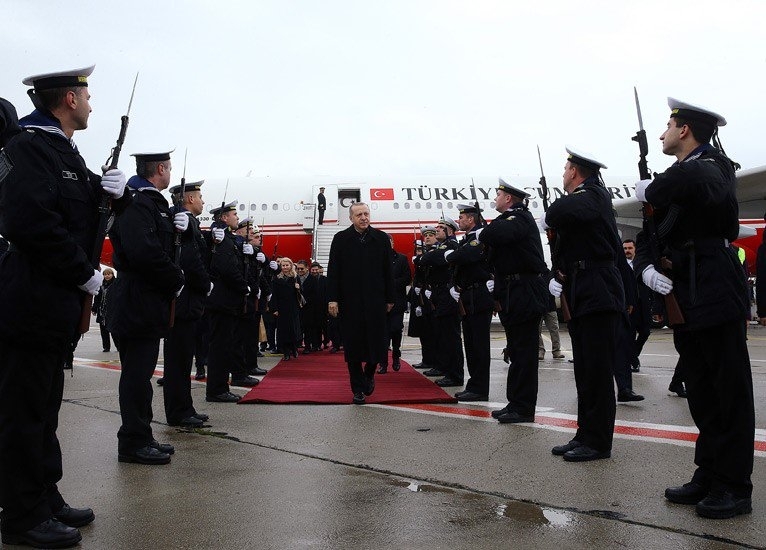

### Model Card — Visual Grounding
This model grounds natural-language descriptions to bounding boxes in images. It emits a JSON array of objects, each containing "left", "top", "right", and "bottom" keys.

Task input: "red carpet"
[{"left": 239, "top": 350, "right": 458, "bottom": 405}]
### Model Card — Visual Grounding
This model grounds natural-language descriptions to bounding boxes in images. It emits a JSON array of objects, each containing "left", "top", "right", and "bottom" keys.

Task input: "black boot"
[
  {"left": 392, "top": 351, "right": 401, "bottom": 371},
  {"left": 377, "top": 363, "right": 388, "bottom": 374}
]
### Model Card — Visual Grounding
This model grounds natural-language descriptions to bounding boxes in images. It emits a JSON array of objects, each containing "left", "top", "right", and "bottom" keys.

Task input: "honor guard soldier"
[
  {"left": 107, "top": 150, "right": 185, "bottom": 465},
  {"left": 478, "top": 180, "right": 549, "bottom": 421},
  {"left": 0, "top": 65, "right": 127, "bottom": 548},
  {"left": 444, "top": 204, "right": 493, "bottom": 401},
  {"left": 634, "top": 98, "right": 753, "bottom": 519},
  {"left": 378, "top": 233, "right": 411, "bottom": 374},
  {"left": 409, "top": 227, "right": 438, "bottom": 370},
  {"left": 235, "top": 218, "right": 269, "bottom": 376},
  {"left": 162, "top": 180, "right": 212, "bottom": 428},
  {"left": 205, "top": 201, "right": 256, "bottom": 403},
  {"left": 543, "top": 147, "right": 625, "bottom": 462},
  {"left": 415, "top": 216, "right": 464, "bottom": 387}
]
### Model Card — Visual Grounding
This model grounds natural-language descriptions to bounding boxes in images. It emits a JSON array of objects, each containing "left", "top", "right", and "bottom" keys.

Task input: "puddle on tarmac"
[
  {"left": 391, "top": 479, "right": 455, "bottom": 494},
  {"left": 495, "top": 501, "right": 574, "bottom": 527}
]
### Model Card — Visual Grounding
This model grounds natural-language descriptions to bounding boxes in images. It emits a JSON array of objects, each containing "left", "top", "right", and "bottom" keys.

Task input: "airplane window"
[
  {"left": 531, "top": 200, "right": 539, "bottom": 209},
  {"left": 272, "top": 204, "right": 278, "bottom": 210},
  {"left": 490, "top": 201, "right": 497, "bottom": 209},
  {"left": 283, "top": 203, "right": 290, "bottom": 211},
  {"left": 415, "top": 203, "right": 421, "bottom": 209},
  {"left": 425, "top": 202, "right": 432, "bottom": 209},
  {"left": 436, "top": 202, "right": 443, "bottom": 210},
  {"left": 239, "top": 204, "right": 245, "bottom": 211},
  {"left": 261, "top": 204, "right": 267, "bottom": 211},
  {"left": 393, "top": 203, "right": 399, "bottom": 209},
  {"left": 447, "top": 202, "right": 454, "bottom": 209},
  {"left": 251, "top": 203, "right": 257, "bottom": 210},
  {"left": 404, "top": 203, "right": 411, "bottom": 210}
]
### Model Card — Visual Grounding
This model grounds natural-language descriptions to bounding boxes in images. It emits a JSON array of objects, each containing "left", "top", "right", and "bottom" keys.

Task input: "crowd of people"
[{"left": 0, "top": 64, "right": 761, "bottom": 548}]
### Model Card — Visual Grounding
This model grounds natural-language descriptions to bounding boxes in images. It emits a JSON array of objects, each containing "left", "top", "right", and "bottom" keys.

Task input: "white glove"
[
  {"left": 246, "top": 286, "right": 251, "bottom": 295},
  {"left": 635, "top": 179, "right": 653, "bottom": 203},
  {"left": 242, "top": 243, "right": 254, "bottom": 255},
  {"left": 424, "top": 289, "right": 432, "bottom": 299},
  {"left": 256, "top": 252, "right": 266, "bottom": 263},
  {"left": 175, "top": 284, "right": 184, "bottom": 298},
  {"left": 411, "top": 256, "right": 418, "bottom": 263},
  {"left": 257, "top": 288, "right": 262, "bottom": 299},
  {"left": 414, "top": 287, "right": 421, "bottom": 296},
  {"left": 548, "top": 278, "right": 563, "bottom": 297},
  {"left": 449, "top": 286, "right": 461, "bottom": 302},
  {"left": 537, "top": 217, "right": 549, "bottom": 232},
  {"left": 100, "top": 169, "right": 126, "bottom": 198},
  {"left": 642, "top": 265, "right": 673, "bottom": 295},
  {"left": 78, "top": 270, "right": 103, "bottom": 296},
  {"left": 474, "top": 227, "right": 484, "bottom": 241},
  {"left": 173, "top": 211, "right": 190, "bottom": 232},
  {"left": 486, "top": 279, "right": 495, "bottom": 293},
  {"left": 415, "top": 306, "right": 423, "bottom": 317},
  {"left": 212, "top": 227, "right": 225, "bottom": 243},
  {"left": 207, "top": 282, "right": 214, "bottom": 296},
  {"left": 444, "top": 249, "right": 454, "bottom": 261},
  {"left": 269, "top": 260, "right": 278, "bottom": 270}
]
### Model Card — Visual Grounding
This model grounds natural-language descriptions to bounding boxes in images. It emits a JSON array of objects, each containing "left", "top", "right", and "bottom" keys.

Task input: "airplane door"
[{"left": 337, "top": 188, "right": 361, "bottom": 226}]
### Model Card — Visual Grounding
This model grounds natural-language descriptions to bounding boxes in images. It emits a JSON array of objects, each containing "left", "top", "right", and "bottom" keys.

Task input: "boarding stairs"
[{"left": 312, "top": 224, "right": 344, "bottom": 274}]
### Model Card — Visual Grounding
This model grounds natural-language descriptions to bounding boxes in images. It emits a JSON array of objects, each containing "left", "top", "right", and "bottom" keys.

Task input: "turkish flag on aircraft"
[{"left": 370, "top": 188, "right": 394, "bottom": 200}]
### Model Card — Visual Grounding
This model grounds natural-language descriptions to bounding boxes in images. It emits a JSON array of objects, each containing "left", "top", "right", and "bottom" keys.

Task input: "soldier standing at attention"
[
  {"left": 634, "top": 98, "right": 753, "bottom": 519},
  {"left": 0, "top": 64, "right": 128, "bottom": 548},
  {"left": 107, "top": 151, "right": 186, "bottom": 465},
  {"left": 478, "top": 181, "right": 549, "bottom": 421},
  {"left": 317, "top": 186, "right": 326, "bottom": 225},
  {"left": 445, "top": 204, "right": 494, "bottom": 401},
  {"left": 544, "top": 147, "right": 624, "bottom": 462}
]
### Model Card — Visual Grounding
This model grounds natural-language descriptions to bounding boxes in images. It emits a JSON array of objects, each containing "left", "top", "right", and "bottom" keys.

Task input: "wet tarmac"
[{"left": 7, "top": 320, "right": 765, "bottom": 549}]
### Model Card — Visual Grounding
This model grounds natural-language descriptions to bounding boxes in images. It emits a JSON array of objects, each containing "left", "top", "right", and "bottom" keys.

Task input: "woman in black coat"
[
  {"left": 92, "top": 267, "right": 119, "bottom": 352},
  {"left": 268, "top": 258, "right": 303, "bottom": 360}
]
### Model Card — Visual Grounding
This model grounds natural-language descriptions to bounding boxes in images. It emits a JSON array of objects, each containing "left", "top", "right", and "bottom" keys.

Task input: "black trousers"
[
  {"left": 434, "top": 314, "right": 464, "bottom": 382},
  {"left": 117, "top": 337, "right": 161, "bottom": 454},
  {"left": 419, "top": 315, "right": 437, "bottom": 366},
  {"left": 504, "top": 316, "right": 542, "bottom": 416},
  {"left": 194, "top": 313, "right": 210, "bottom": 372},
  {"left": 568, "top": 311, "right": 618, "bottom": 453},
  {"left": 613, "top": 312, "right": 634, "bottom": 393},
  {"left": 674, "top": 320, "right": 754, "bottom": 497},
  {"left": 163, "top": 318, "right": 198, "bottom": 423},
  {"left": 99, "top": 322, "right": 117, "bottom": 351},
  {"left": 242, "top": 313, "right": 261, "bottom": 370},
  {"left": 0, "top": 341, "right": 67, "bottom": 533},
  {"left": 462, "top": 310, "right": 492, "bottom": 395},
  {"left": 207, "top": 310, "right": 239, "bottom": 396},
  {"left": 347, "top": 361, "right": 376, "bottom": 394}
]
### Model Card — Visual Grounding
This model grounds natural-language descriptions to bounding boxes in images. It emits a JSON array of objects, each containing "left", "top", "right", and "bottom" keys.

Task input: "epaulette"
[{"left": 469, "top": 240, "right": 480, "bottom": 247}]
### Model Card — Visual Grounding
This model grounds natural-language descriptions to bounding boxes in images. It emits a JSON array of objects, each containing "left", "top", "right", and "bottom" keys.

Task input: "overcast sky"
[{"left": 5, "top": 0, "right": 765, "bottom": 185}]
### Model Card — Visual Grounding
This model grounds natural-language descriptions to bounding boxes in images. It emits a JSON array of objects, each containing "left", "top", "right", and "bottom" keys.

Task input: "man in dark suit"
[
  {"left": 317, "top": 187, "right": 326, "bottom": 225},
  {"left": 327, "top": 203, "right": 394, "bottom": 404}
]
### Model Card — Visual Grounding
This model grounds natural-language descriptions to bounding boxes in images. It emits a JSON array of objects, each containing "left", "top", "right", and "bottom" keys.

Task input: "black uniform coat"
[
  {"left": 545, "top": 177, "right": 625, "bottom": 317},
  {"left": 206, "top": 228, "right": 248, "bottom": 316},
  {"left": 414, "top": 237, "right": 459, "bottom": 317},
  {"left": 479, "top": 205, "right": 549, "bottom": 323},
  {"left": 107, "top": 178, "right": 184, "bottom": 339},
  {"left": 0, "top": 111, "right": 131, "bottom": 349},
  {"left": 172, "top": 213, "right": 211, "bottom": 321},
  {"left": 634, "top": 144, "right": 748, "bottom": 330},
  {"left": 446, "top": 226, "right": 494, "bottom": 315},
  {"left": 327, "top": 225, "right": 394, "bottom": 364},
  {"left": 757, "top": 239, "right": 766, "bottom": 319}
]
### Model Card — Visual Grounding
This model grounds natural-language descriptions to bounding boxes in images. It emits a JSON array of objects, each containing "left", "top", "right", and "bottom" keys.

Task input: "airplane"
[{"left": 98, "top": 168, "right": 766, "bottom": 272}]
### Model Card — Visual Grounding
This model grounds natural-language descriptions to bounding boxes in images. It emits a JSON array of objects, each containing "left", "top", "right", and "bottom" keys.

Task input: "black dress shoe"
[
  {"left": 562, "top": 445, "right": 610, "bottom": 462},
  {"left": 194, "top": 371, "right": 206, "bottom": 381},
  {"left": 454, "top": 391, "right": 488, "bottom": 402},
  {"left": 256, "top": 351, "right": 264, "bottom": 357},
  {"left": 231, "top": 376, "right": 260, "bottom": 387},
  {"left": 551, "top": 439, "right": 582, "bottom": 456},
  {"left": 206, "top": 391, "right": 241, "bottom": 403},
  {"left": 364, "top": 378, "right": 376, "bottom": 396},
  {"left": 491, "top": 405, "right": 510, "bottom": 419},
  {"left": 283, "top": 354, "right": 291, "bottom": 361},
  {"left": 631, "top": 359, "right": 641, "bottom": 372},
  {"left": 392, "top": 358, "right": 401, "bottom": 371},
  {"left": 330, "top": 347, "right": 340, "bottom": 353},
  {"left": 695, "top": 491, "right": 752, "bottom": 519},
  {"left": 53, "top": 504, "right": 95, "bottom": 528},
  {"left": 436, "top": 377, "right": 462, "bottom": 387},
  {"left": 156, "top": 377, "right": 164, "bottom": 386},
  {"left": 423, "top": 368, "right": 444, "bottom": 377},
  {"left": 664, "top": 481, "right": 708, "bottom": 504},
  {"left": 617, "top": 389, "right": 645, "bottom": 402},
  {"left": 249, "top": 366, "right": 268, "bottom": 376},
  {"left": 411, "top": 362, "right": 427, "bottom": 369},
  {"left": 118, "top": 445, "right": 171, "bottom": 465},
  {"left": 352, "top": 392, "right": 366, "bottom": 404},
  {"left": 2, "top": 518, "right": 81, "bottom": 548},
  {"left": 377, "top": 363, "right": 388, "bottom": 374},
  {"left": 170, "top": 415, "right": 204, "bottom": 428},
  {"left": 150, "top": 440, "right": 175, "bottom": 454},
  {"left": 497, "top": 411, "right": 534, "bottom": 424},
  {"left": 303, "top": 348, "right": 312, "bottom": 354},
  {"left": 193, "top": 412, "right": 209, "bottom": 422},
  {"left": 668, "top": 381, "right": 687, "bottom": 397}
]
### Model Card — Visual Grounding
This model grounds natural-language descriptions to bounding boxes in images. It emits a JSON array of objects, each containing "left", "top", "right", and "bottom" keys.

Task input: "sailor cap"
[
  {"left": 497, "top": 178, "right": 531, "bottom": 199},
  {"left": 238, "top": 218, "right": 261, "bottom": 233},
  {"left": 22, "top": 65, "right": 95, "bottom": 91},
  {"left": 210, "top": 200, "right": 238, "bottom": 217},
  {"left": 565, "top": 146, "right": 607, "bottom": 171},
  {"left": 169, "top": 180, "right": 203, "bottom": 195},
  {"left": 457, "top": 203, "right": 483, "bottom": 215},
  {"left": 668, "top": 97, "right": 726, "bottom": 127},
  {"left": 438, "top": 216, "right": 458, "bottom": 232},
  {"left": 420, "top": 226, "right": 437, "bottom": 236},
  {"left": 131, "top": 150, "right": 174, "bottom": 163}
]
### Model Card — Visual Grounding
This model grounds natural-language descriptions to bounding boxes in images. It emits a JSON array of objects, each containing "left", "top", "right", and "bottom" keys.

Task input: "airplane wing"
[{"left": 613, "top": 165, "right": 766, "bottom": 240}]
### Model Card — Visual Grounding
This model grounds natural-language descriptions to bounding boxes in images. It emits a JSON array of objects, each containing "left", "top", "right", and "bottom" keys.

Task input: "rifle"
[
  {"left": 168, "top": 148, "right": 188, "bottom": 328},
  {"left": 243, "top": 201, "right": 251, "bottom": 313},
  {"left": 632, "top": 87, "right": 684, "bottom": 326},
  {"left": 537, "top": 145, "right": 550, "bottom": 213},
  {"left": 79, "top": 73, "right": 138, "bottom": 335}
]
